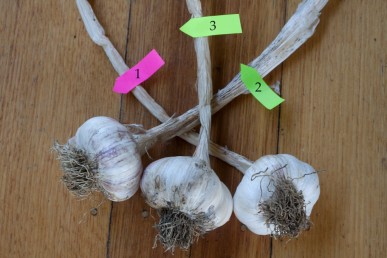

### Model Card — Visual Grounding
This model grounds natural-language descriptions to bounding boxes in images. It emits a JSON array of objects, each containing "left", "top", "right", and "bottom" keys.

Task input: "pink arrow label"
[{"left": 113, "top": 49, "right": 165, "bottom": 94}]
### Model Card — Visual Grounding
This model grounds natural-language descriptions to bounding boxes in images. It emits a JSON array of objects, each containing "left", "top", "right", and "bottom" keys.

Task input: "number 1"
[{"left": 135, "top": 69, "right": 140, "bottom": 79}]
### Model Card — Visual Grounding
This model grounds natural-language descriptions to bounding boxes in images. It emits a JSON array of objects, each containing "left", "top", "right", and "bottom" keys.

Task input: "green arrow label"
[
  {"left": 180, "top": 14, "right": 242, "bottom": 38},
  {"left": 240, "top": 64, "right": 284, "bottom": 110}
]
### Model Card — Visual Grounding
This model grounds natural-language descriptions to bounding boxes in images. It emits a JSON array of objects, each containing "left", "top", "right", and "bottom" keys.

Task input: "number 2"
[
  {"left": 255, "top": 82, "right": 262, "bottom": 92},
  {"left": 135, "top": 69, "right": 140, "bottom": 79},
  {"left": 210, "top": 20, "right": 216, "bottom": 31}
]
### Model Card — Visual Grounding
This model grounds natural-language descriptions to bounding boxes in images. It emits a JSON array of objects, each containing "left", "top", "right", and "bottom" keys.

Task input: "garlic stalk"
[
  {"left": 233, "top": 154, "right": 320, "bottom": 238},
  {"left": 76, "top": 0, "right": 328, "bottom": 164},
  {"left": 140, "top": 0, "right": 232, "bottom": 251}
]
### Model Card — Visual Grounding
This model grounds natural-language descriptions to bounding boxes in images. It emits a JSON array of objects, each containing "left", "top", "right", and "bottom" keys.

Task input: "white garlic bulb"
[
  {"left": 54, "top": 116, "right": 142, "bottom": 201},
  {"left": 233, "top": 154, "right": 320, "bottom": 238},
  {"left": 140, "top": 156, "right": 233, "bottom": 251}
]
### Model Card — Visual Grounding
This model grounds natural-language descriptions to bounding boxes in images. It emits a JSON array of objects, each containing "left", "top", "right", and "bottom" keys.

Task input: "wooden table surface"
[{"left": 0, "top": 0, "right": 385, "bottom": 257}]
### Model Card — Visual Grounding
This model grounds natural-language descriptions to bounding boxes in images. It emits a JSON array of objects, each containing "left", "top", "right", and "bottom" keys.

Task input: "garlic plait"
[
  {"left": 233, "top": 154, "right": 320, "bottom": 238},
  {"left": 141, "top": 157, "right": 233, "bottom": 250},
  {"left": 77, "top": 0, "right": 329, "bottom": 169}
]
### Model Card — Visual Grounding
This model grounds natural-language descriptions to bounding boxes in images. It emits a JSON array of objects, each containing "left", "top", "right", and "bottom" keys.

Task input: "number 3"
[{"left": 210, "top": 20, "right": 216, "bottom": 31}]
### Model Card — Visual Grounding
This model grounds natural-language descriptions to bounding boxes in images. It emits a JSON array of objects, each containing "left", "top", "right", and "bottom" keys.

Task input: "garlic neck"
[
  {"left": 186, "top": 0, "right": 213, "bottom": 164},
  {"left": 186, "top": 0, "right": 202, "bottom": 18},
  {"left": 192, "top": 36, "right": 212, "bottom": 163}
]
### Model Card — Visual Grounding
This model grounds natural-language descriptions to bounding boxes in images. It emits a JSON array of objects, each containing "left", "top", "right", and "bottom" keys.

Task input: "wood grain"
[
  {"left": 274, "top": 0, "right": 387, "bottom": 257},
  {"left": 0, "top": 0, "right": 128, "bottom": 257},
  {"left": 1, "top": 0, "right": 386, "bottom": 258}
]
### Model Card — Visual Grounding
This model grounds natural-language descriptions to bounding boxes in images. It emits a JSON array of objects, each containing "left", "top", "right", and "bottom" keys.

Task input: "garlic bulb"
[
  {"left": 140, "top": 156, "right": 233, "bottom": 251},
  {"left": 54, "top": 116, "right": 142, "bottom": 201},
  {"left": 233, "top": 154, "right": 320, "bottom": 238}
]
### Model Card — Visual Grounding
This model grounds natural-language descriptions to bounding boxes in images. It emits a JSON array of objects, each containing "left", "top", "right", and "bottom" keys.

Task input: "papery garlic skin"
[
  {"left": 233, "top": 154, "right": 320, "bottom": 235},
  {"left": 141, "top": 156, "right": 233, "bottom": 229},
  {"left": 68, "top": 116, "right": 142, "bottom": 201}
]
